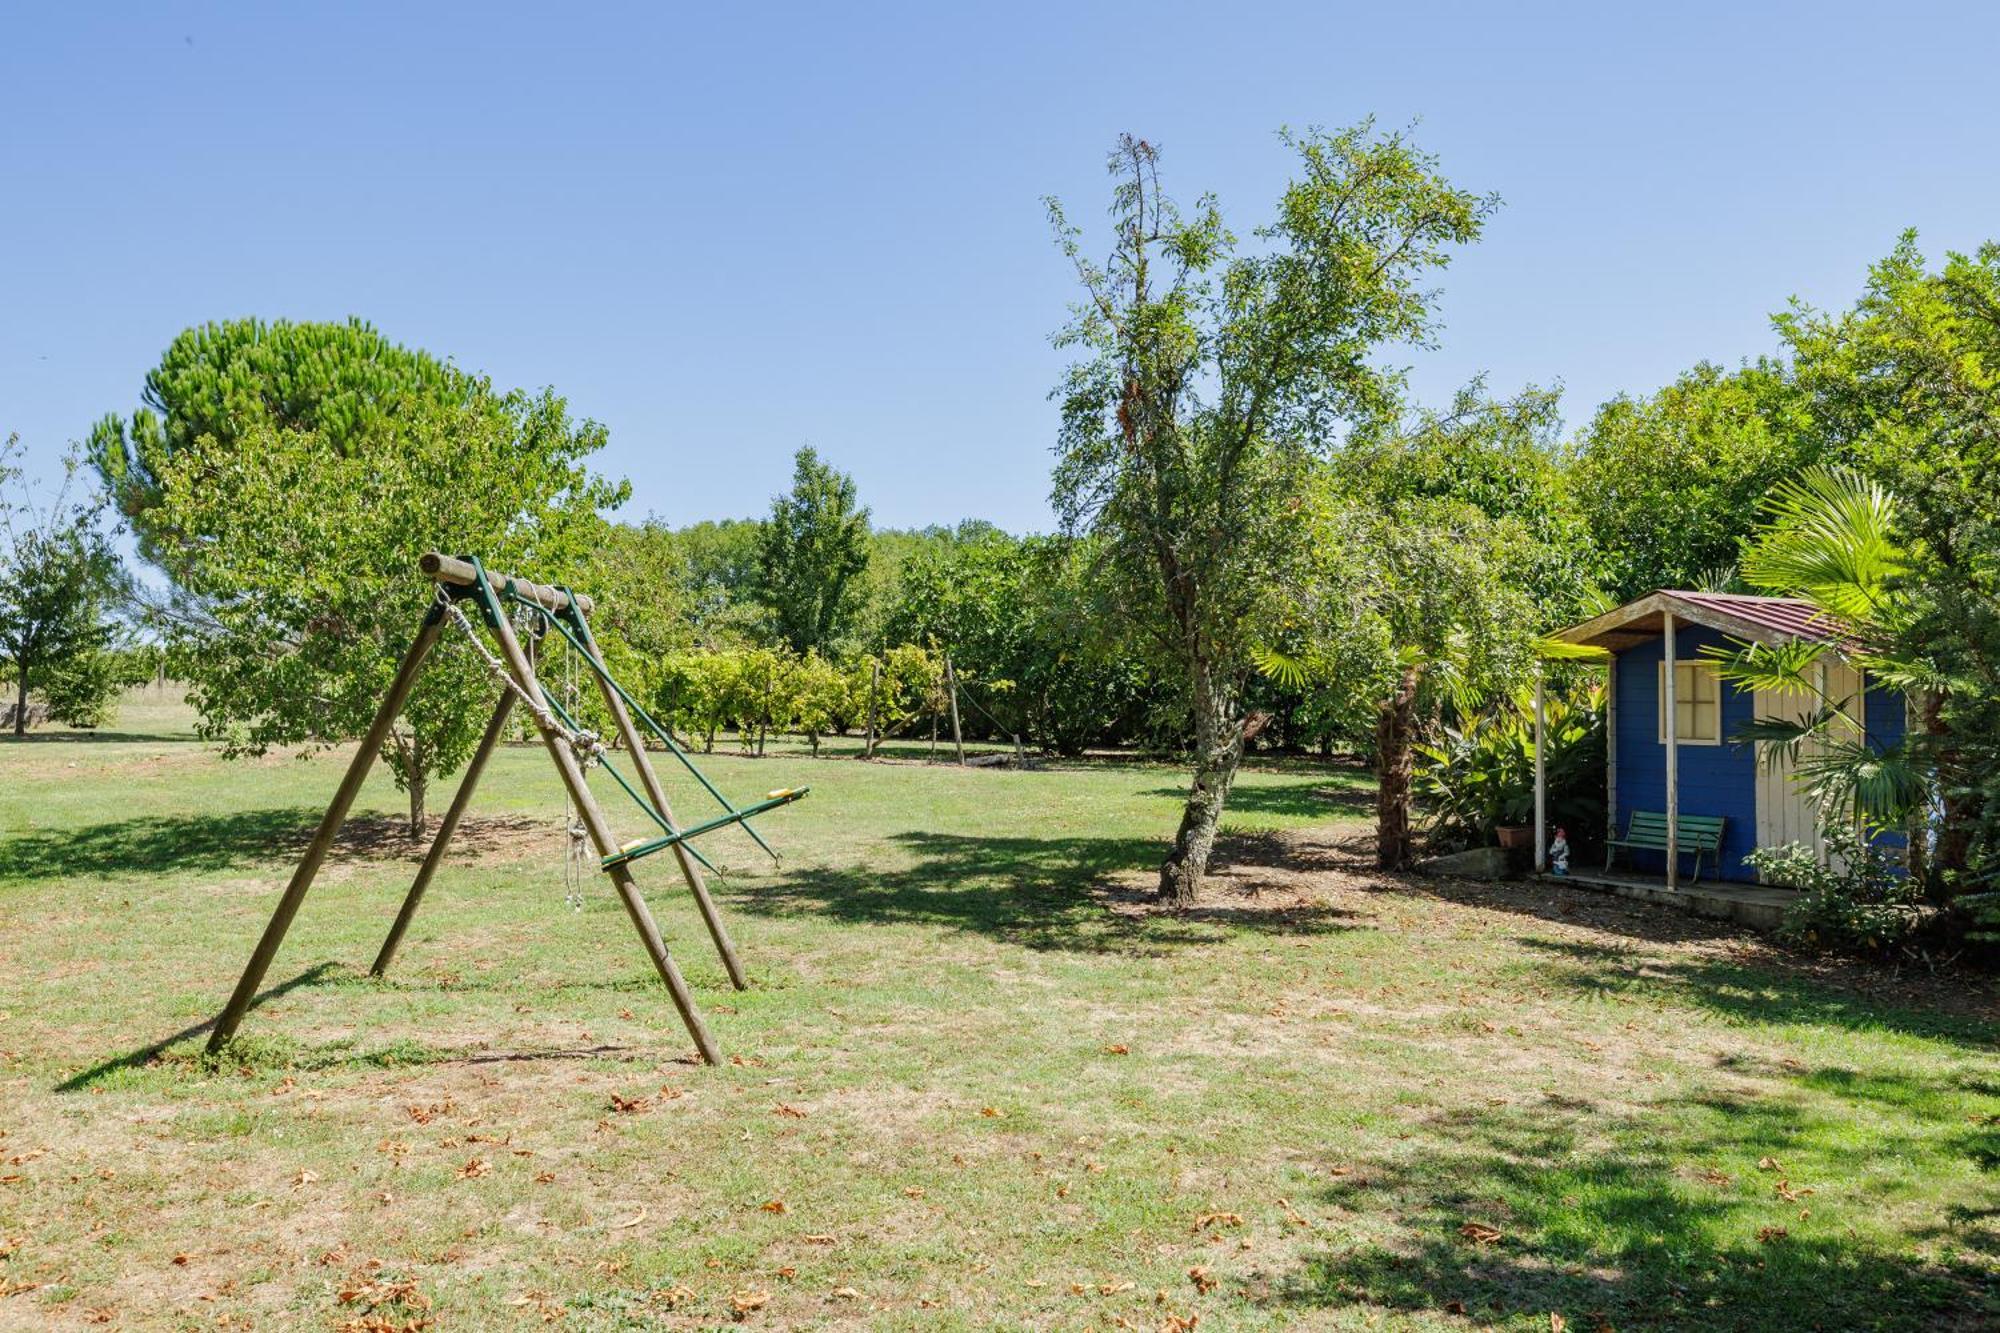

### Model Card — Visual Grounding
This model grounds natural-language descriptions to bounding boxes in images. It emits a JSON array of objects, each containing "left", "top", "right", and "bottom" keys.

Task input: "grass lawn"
[{"left": 1, "top": 688, "right": 1994, "bottom": 1330}]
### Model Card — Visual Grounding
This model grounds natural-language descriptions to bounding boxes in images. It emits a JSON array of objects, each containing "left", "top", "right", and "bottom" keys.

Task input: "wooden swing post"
[
  {"left": 561, "top": 606, "right": 748, "bottom": 991},
  {"left": 207, "top": 614, "right": 444, "bottom": 1054},
  {"left": 473, "top": 572, "right": 721, "bottom": 1065}
]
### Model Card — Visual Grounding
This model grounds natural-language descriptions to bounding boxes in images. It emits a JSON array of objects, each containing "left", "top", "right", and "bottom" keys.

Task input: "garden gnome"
[{"left": 1549, "top": 825, "right": 1570, "bottom": 875}]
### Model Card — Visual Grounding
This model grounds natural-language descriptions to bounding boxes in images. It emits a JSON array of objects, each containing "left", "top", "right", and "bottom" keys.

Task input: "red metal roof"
[{"left": 1666, "top": 591, "right": 1859, "bottom": 650}]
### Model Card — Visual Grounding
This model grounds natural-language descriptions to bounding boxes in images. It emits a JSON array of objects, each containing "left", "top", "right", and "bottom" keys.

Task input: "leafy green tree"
[
  {"left": 1049, "top": 125, "right": 1494, "bottom": 903},
  {"left": 0, "top": 437, "right": 127, "bottom": 734},
  {"left": 1569, "top": 361, "right": 1820, "bottom": 600},
  {"left": 1259, "top": 488, "right": 1542, "bottom": 868},
  {"left": 886, "top": 531, "right": 1151, "bottom": 755},
  {"left": 92, "top": 321, "right": 623, "bottom": 834},
  {"left": 755, "top": 447, "right": 871, "bottom": 655},
  {"left": 1773, "top": 239, "right": 2000, "bottom": 887},
  {"left": 91, "top": 318, "right": 481, "bottom": 566}
]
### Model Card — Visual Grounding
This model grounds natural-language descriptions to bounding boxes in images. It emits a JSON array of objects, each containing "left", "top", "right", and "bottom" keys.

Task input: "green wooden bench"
[{"left": 1606, "top": 810, "right": 1727, "bottom": 883}]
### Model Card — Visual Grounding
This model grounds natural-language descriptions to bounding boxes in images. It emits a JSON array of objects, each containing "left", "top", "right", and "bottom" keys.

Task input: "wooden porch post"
[
  {"left": 1533, "top": 672, "right": 1548, "bottom": 872},
  {"left": 1663, "top": 613, "right": 1680, "bottom": 890}
]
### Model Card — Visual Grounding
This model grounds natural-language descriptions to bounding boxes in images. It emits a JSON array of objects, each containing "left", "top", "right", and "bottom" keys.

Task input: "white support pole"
[
  {"left": 1533, "top": 672, "right": 1548, "bottom": 873},
  {"left": 1663, "top": 614, "right": 1680, "bottom": 890}
]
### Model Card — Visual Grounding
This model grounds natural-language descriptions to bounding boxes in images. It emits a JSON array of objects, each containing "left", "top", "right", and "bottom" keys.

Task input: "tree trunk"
[
  {"left": 1925, "top": 690, "right": 1978, "bottom": 897},
  {"left": 12, "top": 669, "right": 27, "bottom": 737},
  {"left": 1375, "top": 663, "right": 1423, "bottom": 871},
  {"left": 1158, "top": 658, "right": 1245, "bottom": 908},
  {"left": 407, "top": 769, "right": 428, "bottom": 839}
]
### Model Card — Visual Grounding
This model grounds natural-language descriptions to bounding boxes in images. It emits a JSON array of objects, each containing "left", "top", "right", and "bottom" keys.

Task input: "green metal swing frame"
[{"left": 202, "top": 552, "right": 806, "bottom": 1066}]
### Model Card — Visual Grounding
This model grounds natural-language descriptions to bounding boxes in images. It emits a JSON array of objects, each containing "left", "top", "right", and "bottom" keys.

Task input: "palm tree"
[{"left": 1710, "top": 467, "right": 1938, "bottom": 860}]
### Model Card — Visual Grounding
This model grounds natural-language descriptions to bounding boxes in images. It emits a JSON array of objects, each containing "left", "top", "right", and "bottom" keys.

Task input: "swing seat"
[{"left": 601, "top": 787, "right": 811, "bottom": 871}]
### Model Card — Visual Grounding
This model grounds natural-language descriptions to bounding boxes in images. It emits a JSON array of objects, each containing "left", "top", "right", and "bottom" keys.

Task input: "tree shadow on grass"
[
  {"left": 735, "top": 829, "right": 1364, "bottom": 956},
  {"left": 0, "top": 808, "right": 552, "bottom": 885},
  {"left": 1280, "top": 1079, "right": 1998, "bottom": 1330},
  {"left": 54, "top": 961, "right": 344, "bottom": 1091},
  {"left": 1511, "top": 934, "right": 2000, "bottom": 1053},
  {"left": 1143, "top": 781, "right": 1374, "bottom": 820}
]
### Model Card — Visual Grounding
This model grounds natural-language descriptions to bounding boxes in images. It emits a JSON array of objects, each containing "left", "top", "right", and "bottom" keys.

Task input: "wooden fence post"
[
  {"left": 864, "top": 657, "right": 881, "bottom": 760},
  {"left": 945, "top": 654, "right": 965, "bottom": 766}
]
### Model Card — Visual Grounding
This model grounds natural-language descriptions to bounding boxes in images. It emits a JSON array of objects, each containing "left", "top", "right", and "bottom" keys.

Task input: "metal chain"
[{"left": 437, "top": 587, "right": 598, "bottom": 913}]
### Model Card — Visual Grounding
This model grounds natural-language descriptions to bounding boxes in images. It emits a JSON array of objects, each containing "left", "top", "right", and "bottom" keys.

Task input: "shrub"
[
  {"left": 1748, "top": 823, "right": 1925, "bottom": 956},
  {"left": 1415, "top": 683, "right": 1605, "bottom": 852}
]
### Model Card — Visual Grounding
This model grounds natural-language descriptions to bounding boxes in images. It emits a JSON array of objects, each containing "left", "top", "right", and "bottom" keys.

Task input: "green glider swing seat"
[{"left": 202, "top": 552, "right": 807, "bottom": 1066}]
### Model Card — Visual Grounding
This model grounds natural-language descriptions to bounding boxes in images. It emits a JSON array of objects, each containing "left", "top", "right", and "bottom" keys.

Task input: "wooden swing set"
[{"left": 204, "top": 552, "right": 807, "bottom": 1065}]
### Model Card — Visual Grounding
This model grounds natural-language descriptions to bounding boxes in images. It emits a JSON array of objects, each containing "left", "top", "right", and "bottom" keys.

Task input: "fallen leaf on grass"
[
  {"left": 613, "top": 1208, "right": 647, "bottom": 1229},
  {"left": 534, "top": 1172, "right": 556, "bottom": 1184},
  {"left": 1276, "top": 1197, "right": 1312, "bottom": 1229},
  {"left": 1458, "top": 1222, "right": 1505, "bottom": 1246},
  {"left": 1098, "top": 1279, "right": 1135, "bottom": 1295},
  {"left": 979, "top": 1106, "right": 1005, "bottom": 1118},
  {"left": 1756, "top": 1225, "right": 1788, "bottom": 1243},
  {"left": 292, "top": 1169, "right": 319, "bottom": 1188},
  {"left": 456, "top": 1158, "right": 491, "bottom": 1179},
  {"left": 774, "top": 1104, "right": 808, "bottom": 1119},
  {"left": 1103, "top": 1044, "right": 1130, "bottom": 1055},
  {"left": 802, "top": 1233, "right": 837, "bottom": 1245},
  {"left": 1193, "top": 1211, "right": 1244, "bottom": 1231},
  {"left": 729, "top": 1288, "right": 769, "bottom": 1315},
  {"left": 1773, "top": 1179, "right": 1815, "bottom": 1203},
  {"left": 831, "top": 1286, "right": 860, "bottom": 1300},
  {"left": 1697, "top": 1167, "right": 1731, "bottom": 1186},
  {"left": 609, "top": 1092, "right": 650, "bottom": 1114},
  {"left": 0, "top": 1278, "right": 42, "bottom": 1298},
  {"left": 902, "top": 1186, "right": 925, "bottom": 1199},
  {"left": 1756, "top": 1156, "right": 1782, "bottom": 1171},
  {"left": 1187, "top": 1265, "right": 1216, "bottom": 1294},
  {"left": 761, "top": 1199, "right": 788, "bottom": 1214}
]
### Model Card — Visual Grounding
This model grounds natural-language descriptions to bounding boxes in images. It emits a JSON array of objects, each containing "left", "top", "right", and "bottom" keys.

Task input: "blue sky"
[{"left": 4, "top": 2, "right": 1997, "bottom": 534}]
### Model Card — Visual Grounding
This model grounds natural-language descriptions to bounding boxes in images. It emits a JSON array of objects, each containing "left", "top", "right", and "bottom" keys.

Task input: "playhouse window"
[{"left": 1657, "top": 660, "right": 1721, "bottom": 744}]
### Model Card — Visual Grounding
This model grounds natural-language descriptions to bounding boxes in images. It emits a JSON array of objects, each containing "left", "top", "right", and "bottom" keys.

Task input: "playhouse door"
[{"left": 1753, "top": 661, "right": 1862, "bottom": 876}]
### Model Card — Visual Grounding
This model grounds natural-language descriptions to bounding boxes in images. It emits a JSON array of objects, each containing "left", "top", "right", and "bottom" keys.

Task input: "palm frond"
[
  {"left": 1707, "top": 638, "right": 1829, "bottom": 697},
  {"left": 1249, "top": 643, "right": 1313, "bottom": 690},
  {"left": 1740, "top": 466, "right": 1906, "bottom": 622}
]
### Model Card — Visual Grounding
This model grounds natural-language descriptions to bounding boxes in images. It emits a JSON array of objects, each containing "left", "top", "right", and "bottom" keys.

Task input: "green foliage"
[
  {"left": 755, "top": 447, "right": 871, "bottom": 655},
  {"left": 94, "top": 320, "right": 623, "bottom": 831},
  {"left": 1712, "top": 468, "right": 1938, "bottom": 841},
  {"left": 0, "top": 437, "right": 127, "bottom": 733},
  {"left": 1415, "top": 683, "right": 1606, "bottom": 851},
  {"left": 1749, "top": 825, "right": 1925, "bottom": 957},
  {"left": 1354, "top": 384, "right": 1606, "bottom": 627},
  {"left": 1569, "top": 361, "right": 1821, "bottom": 601},
  {"left": 89, "top": 318, "right": 484, "bottom": 569},
  {"left": 885, "top": 532, "right": 1152, "bottom": 755},
  {"left": 1778, "top": 233, "right": 2000, "bottom": 894}
]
